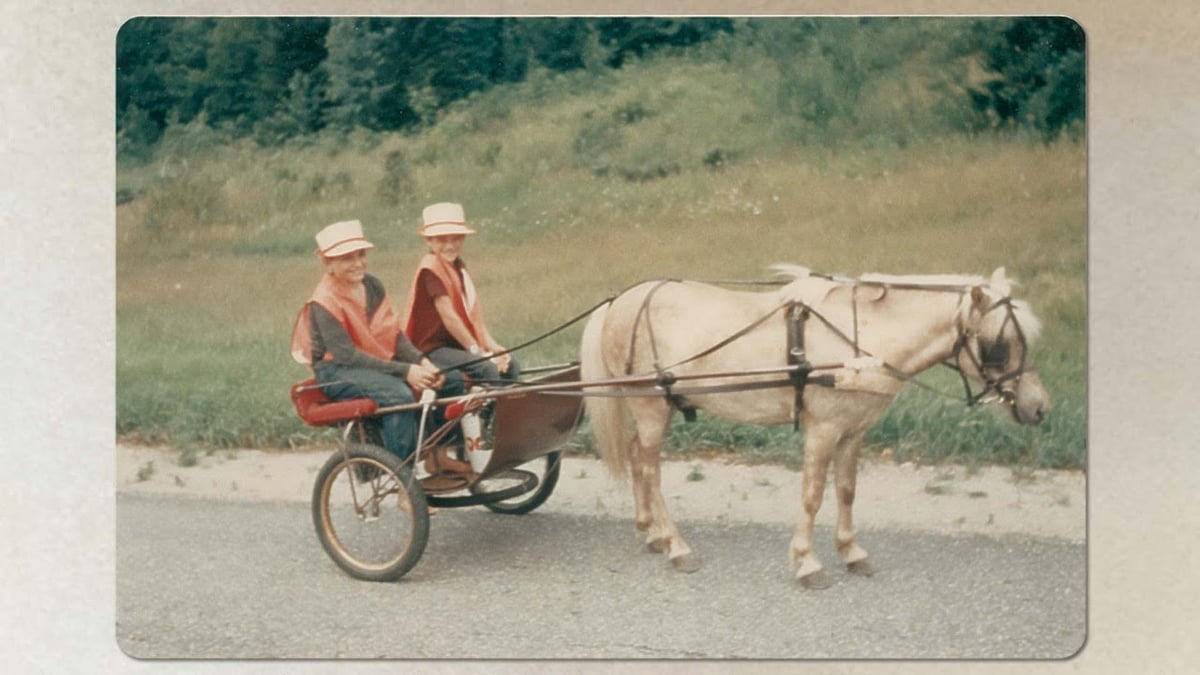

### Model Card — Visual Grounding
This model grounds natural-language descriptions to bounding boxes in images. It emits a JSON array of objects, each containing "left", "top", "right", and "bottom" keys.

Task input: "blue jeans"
[
  {"left": 427, "top": 347, "right": 521, "bottom": 387},
  {"left": 315, "top": 363, "right": 464, "bottom": 459}
]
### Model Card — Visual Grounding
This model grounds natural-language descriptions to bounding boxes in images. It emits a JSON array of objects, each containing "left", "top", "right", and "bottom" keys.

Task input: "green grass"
[{"left": 116, "top": 47, "right": 1086, "bottom": 470}]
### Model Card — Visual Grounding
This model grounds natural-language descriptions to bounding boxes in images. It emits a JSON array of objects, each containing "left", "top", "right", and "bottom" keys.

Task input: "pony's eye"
[{"left": 980, "top": 340, "right": 1009, "bottom": 368}]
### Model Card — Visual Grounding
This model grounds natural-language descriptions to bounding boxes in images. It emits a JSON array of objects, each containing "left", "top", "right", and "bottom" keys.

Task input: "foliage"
[
  {"left": 116, "top": 17, "right": 1084, "bottom": 161},
  {"left": 966, "top": 17, "right": 1086, "bottom": 139}
]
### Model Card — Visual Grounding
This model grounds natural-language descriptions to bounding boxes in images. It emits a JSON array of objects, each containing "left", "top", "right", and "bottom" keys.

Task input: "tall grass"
[{"left": 116, "top": 43, "right": 1085, "bottom": 469}]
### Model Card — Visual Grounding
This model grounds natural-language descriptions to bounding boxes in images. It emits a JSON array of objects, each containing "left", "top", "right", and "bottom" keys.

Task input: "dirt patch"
[{"left": 116, "top": 443, "right": 1085, "bottom": 542}]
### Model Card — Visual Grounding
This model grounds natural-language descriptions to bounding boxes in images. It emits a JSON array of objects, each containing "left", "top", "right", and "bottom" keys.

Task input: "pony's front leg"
[
  {"left": 833, "top": 432, "right": 873, "bottom": 576},
  {"left": 791, "top": 424, "right": 836, "bottom": 588}
]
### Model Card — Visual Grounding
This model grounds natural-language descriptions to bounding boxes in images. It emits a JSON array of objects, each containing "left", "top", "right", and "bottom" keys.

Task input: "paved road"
[{"left": 116, "top": 493, "right": 1085, "bottom": 660}]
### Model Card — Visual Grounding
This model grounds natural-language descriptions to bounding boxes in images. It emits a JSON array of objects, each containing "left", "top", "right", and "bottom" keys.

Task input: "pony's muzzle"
[{"left": 1011, "top": 371, "right": 1050, "bottom": 425}]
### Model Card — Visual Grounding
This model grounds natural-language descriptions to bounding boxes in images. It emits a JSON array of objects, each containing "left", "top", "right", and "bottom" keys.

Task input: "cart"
[{"left": 290, "top": 364, "right": 585, "bottom": 582}]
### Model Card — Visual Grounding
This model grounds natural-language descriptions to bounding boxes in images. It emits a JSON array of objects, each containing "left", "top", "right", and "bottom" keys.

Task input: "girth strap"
[{"left": 786, "top": 302, "right": 813, "bottom": 431}]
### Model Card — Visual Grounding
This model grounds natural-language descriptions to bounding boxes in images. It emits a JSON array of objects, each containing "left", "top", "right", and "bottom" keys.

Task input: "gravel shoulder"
[{"left": 116, "top": 443, "right": 1085, "bottom": 543}]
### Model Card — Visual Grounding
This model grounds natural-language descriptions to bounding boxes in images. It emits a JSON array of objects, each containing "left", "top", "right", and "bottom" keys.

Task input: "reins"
[
  {"left": 396, "top": 272, "right": 1032, "bottom": 417},
  {"left": 433, "top": 294, "right": 617, "bottom": 380}
]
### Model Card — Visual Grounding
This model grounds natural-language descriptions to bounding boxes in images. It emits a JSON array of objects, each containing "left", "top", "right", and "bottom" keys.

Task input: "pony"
[{"left": 579, "top": 265, "right": 1049, "bottom": 588}]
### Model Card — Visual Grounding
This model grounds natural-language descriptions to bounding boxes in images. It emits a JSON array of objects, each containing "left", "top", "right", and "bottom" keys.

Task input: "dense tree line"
[{"left": 116, "top": 16, "right": 1083, "bottom": 157}]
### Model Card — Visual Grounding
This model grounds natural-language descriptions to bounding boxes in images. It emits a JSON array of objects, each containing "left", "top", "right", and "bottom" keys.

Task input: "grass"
[{"left": 116, "top": 47, "right": 1086, "bottom": 470}]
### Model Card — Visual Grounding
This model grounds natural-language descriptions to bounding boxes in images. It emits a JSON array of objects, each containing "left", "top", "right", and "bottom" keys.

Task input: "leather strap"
[{"left": 786, "top": 303, "right": 813, "bottom": 431}]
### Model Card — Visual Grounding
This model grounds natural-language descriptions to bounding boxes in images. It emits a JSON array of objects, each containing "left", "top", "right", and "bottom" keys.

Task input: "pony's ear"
[
  {"left": 989, "top": 267, "right": 1012, "bottom": 296},
  {"left": 958, "top": 285, "right": 988, "bottom": 333}
]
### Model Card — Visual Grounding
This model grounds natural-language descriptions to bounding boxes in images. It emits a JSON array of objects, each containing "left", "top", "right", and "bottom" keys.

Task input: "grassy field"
[{"left": 116, "top": 53, "right": 1086, "bottom": 469}]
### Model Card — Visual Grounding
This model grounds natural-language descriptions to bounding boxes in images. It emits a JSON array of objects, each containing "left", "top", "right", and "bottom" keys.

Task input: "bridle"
[{"left": 947, "top": 296, "right": 1032, "bottom": 408}]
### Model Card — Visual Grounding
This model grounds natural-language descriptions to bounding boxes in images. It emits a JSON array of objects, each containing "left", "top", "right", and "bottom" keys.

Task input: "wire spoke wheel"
[{"left": 312, "top": 443, "right": 429, "bottom": 582}]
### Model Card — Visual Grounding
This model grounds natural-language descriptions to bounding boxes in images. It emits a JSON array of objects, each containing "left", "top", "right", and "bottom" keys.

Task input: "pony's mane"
[
  {"left": 858, "top": 272, "right": 987, "bottom": 288},
  {"left": 770, "top": 264, "right": 985, "bottom": 288},
  {"left": 769, "top": 264, "right": 814, "bottom": 281}
]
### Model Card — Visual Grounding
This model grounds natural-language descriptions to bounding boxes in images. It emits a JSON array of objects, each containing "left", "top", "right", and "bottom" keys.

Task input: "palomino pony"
[{"left": 579, "top": 265, "right": 1049, "bottom": 588}]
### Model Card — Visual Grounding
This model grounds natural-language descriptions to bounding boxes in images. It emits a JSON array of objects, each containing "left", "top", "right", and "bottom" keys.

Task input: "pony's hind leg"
[
  {"left": 833, "top": 431, "right": 873, "bottom": 576},
  {"left": 628, "top": 401, "right": 699, "bottom": 572},
  {"left": 790, "top": 422, "right": 837, "bottom": 588}
]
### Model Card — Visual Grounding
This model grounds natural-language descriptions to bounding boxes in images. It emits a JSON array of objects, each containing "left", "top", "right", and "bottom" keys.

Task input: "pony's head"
[{"left": 955, "top": 267, "right": 1049, "bottom": 425}]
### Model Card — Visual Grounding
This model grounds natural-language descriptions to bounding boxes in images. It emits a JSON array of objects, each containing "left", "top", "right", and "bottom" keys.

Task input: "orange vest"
[
  {"left": 290, "top": 273, "right": 402, "bottom": 365},
  {"left": 402, "top": 253, "right": 485, "bottom": 353}
]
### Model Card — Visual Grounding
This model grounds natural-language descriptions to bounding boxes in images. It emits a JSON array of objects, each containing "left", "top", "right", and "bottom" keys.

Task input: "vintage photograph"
[{"left": 114, "top": 16, "right": 1086, "bottom": 659}]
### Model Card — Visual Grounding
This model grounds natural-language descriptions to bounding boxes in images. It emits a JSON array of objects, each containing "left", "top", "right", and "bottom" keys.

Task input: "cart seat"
[{"left": 290, "top": 379, "right": 378, "bottom": 427}]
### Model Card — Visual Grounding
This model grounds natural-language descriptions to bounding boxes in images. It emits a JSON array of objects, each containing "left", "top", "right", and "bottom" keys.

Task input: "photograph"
[{"left": 113, "top": 15, "right": 1086, "bottom": 660}]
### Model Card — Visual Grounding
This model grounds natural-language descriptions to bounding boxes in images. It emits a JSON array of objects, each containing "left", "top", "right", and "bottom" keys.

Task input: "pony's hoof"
[
  {"left": 670, "top": 554, "right": 702, "bottom": 573},
  {"left": 846, "top": 559, "right": 875, "bottom": 577},
  {"left": 797, "top": 569, "right": 832, "bottom": 589},
  {"left": 644, "top": 539, "right": 668, "bottom": 554}
]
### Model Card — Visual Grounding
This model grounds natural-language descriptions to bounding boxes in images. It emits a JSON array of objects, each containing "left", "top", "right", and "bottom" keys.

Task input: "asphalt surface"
[{"left": 115, "top": 493, "right": 1085, "bottom": 660}]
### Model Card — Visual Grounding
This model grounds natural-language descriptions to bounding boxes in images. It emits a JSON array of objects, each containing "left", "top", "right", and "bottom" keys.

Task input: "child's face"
[
  {"left": 322, "top": 249, "right": 368, "bottom": 285},
  {"left": 426, "top": 234, "right": 466, "bottom": 264}
]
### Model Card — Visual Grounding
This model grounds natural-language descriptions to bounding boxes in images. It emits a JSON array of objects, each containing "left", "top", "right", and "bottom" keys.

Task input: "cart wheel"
[
  {"left": 311, "top": 443, "right": 429, "bottom": 582},
  {"left": 480, "top": 451, "right": 562, "bottom": 515}
]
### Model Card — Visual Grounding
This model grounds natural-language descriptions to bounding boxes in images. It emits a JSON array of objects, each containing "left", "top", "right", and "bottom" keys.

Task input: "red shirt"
[
  {"left": 402, "top": 254, "right": 485, "bottom": 353},
  {"left": 414, "top": 268, "right": 457, "bottom": 351}
]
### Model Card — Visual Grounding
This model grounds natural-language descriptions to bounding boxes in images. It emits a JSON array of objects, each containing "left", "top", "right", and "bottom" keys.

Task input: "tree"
[
  {"left": 322, "top": 18, "right": 412, "bottom": 131},
  {"left": 117, "top": 17, "right": 216, "bottom": 152},
  {"left": 598, "top": 17, "right": 735, "bottom": 68},
  {"left": 969, "top": 17, "right": 1085, "bottom": 139}
]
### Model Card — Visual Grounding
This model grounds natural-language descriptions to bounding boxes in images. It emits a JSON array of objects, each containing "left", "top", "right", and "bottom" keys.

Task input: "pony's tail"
[{"left": 580, "top": 302, "right": 633, "bottom": 482}]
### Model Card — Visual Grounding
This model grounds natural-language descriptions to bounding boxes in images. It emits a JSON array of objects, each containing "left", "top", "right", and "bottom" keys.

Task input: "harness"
[
  {"left": 625, "top": 281, "right": 826, "bottom": 428},
  {"left": 945, "top": 297, "right": 1031, "bottom": 406},
  {"left": 785, "top": 303, "right": 812, "bottom": 431},
  {"left": 619, "top": 277, "right": 1033, "bottom": 425}
]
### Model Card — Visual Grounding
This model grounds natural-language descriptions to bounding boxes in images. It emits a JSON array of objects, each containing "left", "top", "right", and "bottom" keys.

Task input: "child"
[
  {"left": 291, "top": 219, "right": 468, "bottom": 474},
  {"left": 402, "top": 202, "right": 520, "bottom": 385}
]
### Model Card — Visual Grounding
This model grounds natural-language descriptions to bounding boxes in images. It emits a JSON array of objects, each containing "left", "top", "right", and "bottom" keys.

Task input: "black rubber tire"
[
  {"left": 426, "top": 468, "right": 538, "bottom": 508},
  {"left": 311, "top": 443, "right": 429, "bottom": 582},
  {"left": 479, "top": 451, "right": 562, "bottom": 515}
]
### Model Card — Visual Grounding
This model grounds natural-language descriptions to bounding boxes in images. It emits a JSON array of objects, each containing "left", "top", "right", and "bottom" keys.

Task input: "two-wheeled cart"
[{"left": 290, "top": 364, "right": 585, "bottom": 582}]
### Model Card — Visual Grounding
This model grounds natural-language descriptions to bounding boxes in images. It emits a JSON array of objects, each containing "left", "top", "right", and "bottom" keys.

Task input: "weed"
[
  {"left": 179, "top": 447, "right": 200, "bottom": 468},
  {"left": 924, "top": 482, "right": 953, "bottom": 496},
  {"left": 686, "top": 464, "right": 706, "bottom": 482},
  {"left": 136, "top": 461, "right": 155, "bottom": 482},
  {"left": 1010, "top": 465, "right": 1038, "bottom": 484},
  {"left": 377, "top": 149, "right": 415, "bottom": 203}
]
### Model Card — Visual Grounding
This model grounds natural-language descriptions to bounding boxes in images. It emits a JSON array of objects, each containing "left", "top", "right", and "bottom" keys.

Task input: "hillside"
[{"left": 116, "top": 33, "right": 1086, "bottom": 468}]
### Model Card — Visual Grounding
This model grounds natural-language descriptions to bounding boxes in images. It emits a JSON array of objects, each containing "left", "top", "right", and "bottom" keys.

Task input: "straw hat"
[
  {"left": 315, "top": 220, "right": 374, "bottom": 258},
  {"left": 419, "top": 202, "right": 477, "bottom": 237}
]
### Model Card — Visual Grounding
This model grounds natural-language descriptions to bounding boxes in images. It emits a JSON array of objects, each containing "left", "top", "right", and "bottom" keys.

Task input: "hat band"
[
  {"left": 320, "top": 236, "right": 369, "bottom": 255},
  {"left": 421, "top": 223, "right": 475, "bottom": 237}
]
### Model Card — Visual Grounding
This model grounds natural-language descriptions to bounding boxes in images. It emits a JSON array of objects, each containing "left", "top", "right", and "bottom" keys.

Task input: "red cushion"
[{"left": 290, "top": 379, "right": 378, "bottom": 427}]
